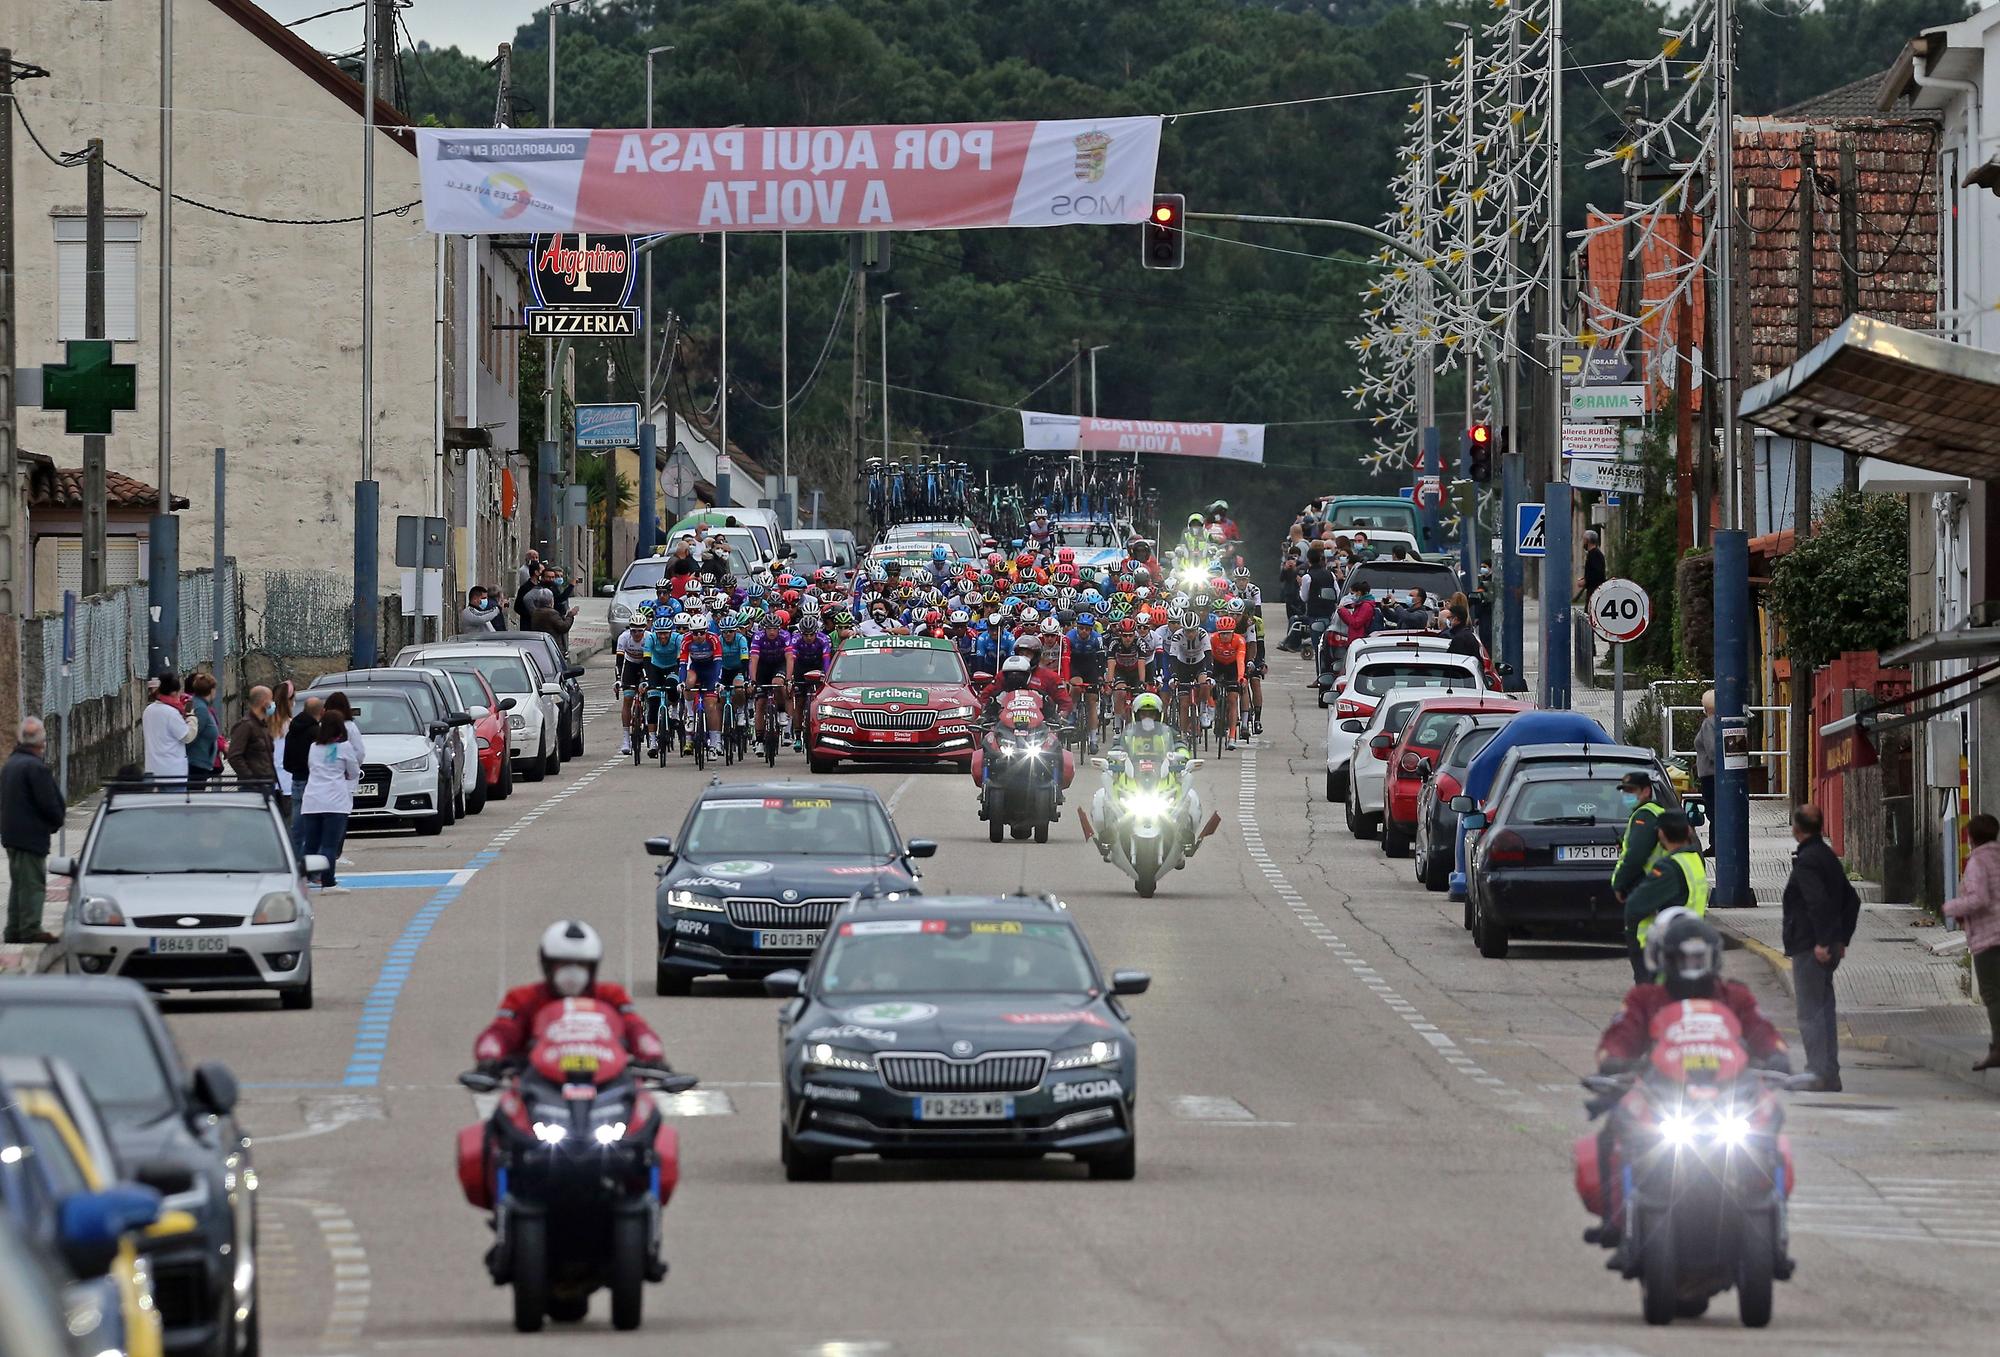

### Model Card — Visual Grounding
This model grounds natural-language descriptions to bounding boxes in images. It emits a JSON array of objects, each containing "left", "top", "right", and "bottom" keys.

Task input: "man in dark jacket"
[
  {"left": 1783, "top": 802, "right": 1862, "bottom": 1091},
  {"left": 1444, "top": 606, "right": 1483, "bottom": 658},
  {"left": 2, "top": 718, "right": 67, "bottom": 944}
]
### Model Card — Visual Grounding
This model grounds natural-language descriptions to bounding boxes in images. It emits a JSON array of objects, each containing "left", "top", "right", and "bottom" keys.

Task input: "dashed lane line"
[
  {"left": 265, "top": 1197, "right": 369, "bottom": 1349},
  {"left": 1238, "top": 747, "right": 1528, "bottom": 1103}
]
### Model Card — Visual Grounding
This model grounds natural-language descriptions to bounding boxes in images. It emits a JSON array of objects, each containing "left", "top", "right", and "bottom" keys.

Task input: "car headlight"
[
  {"left": 941, "top": 705, "right": 975, "bottom": 719},
  {"left": 508, "top": 713, "right": 527, "bottom": 729},
  {"left": 531, "top": 1122, "right": 567, "bottom": 1144},
  {"left": 1049, "top": 1039, "right": 1121, "bottom": 1070},
  {"left": 1125, "top": 792, "right": 1170, "bottom": 819},
  {"left": 666, "top": 889, "right": 726, "bottom": 912},
  {"left": 252, "top": 893, "right": 298, "bottom": 925},
  {"left": 390, "top": 755, "right": 433, "bottom": 772},
  {"left": 77, "top": 895, "right": 124, "bottom": 926},
  {"left": 593, "top": 1121, "right": 628, "bottom": 1145},
  {"left": 802, "top": 1043, "right": 876, "bottom": 1073},
  {"left": 610, "top": 602, "right": 632, "bottom": 622}
]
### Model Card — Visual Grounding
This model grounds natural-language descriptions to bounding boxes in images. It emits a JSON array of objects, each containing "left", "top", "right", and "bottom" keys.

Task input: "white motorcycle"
[{"left": 1079, "top": 748, "right": 1220, "bottom": 897}]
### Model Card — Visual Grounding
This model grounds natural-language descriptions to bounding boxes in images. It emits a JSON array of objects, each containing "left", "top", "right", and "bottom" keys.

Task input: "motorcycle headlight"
[
  {"left": 531, "top": 1122, "right": 568, "bottom": 1144},
  {"left": 78, "top": 895, "right": 124, "bottom": 926},
  {"left": 252, "top": 892, "right": 298, "bottom": 925},
  {"left": 1657, "top": 1112, "right": 1699, "bottom": 1149},
  {"left": 593, "top": 1122, "right": 628, "bottom": 1145},
  {"left": 666, "top": 889, "right": 727, "bottom": 912},
  {"left": 1713, "top": 1112, "right": 1753, "bottom": 1149},
  {"left": 802, "top": 1043, "right": 876, "bottom": 1073},
  {"left": 1126, "top": 792, "right": 1170, "bottom": 819},
  {"left": 390, "top": 755, "right": 432, "bottom": 772},
  {"left": 1049, "top": 1040, "right": 1121, "bottom": 1070}
]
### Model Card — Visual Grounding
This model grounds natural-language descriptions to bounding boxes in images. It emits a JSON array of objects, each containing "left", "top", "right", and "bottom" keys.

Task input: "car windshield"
[
  {"left": 337, "top": 681, "right": 437, "bottom": 720},
  {"left": 1351, "top": 564, "right": 1456, "bottom": 596},
  {"left": 89, "top": 804, "right": 289, "bottom": 873},
  {"left": 1411, "top": 711, "right": 1471, "bottom": 748},
  {"left": 1330, "top": 504, "right": 1420, "bottom": 536},
  {"left": 1382, "top": 702, "right": 1424, "bottom": 737},
  {"left": 1504, "top": 777, "right": 1635, "bottom": 825},
  {"left": 620, "top": 560, "right": 670, "bottom": 590},
  {"left": 818, "top": 917, "right": 1096, "bottom": 995},
  {"left": 0, "top": 1004, "right": 176, "bottom": 1121},
  {"left": 441, "top": 671, "right": 489, "bottom": 709},
  {"left": 1355, "top": 664, "right": 1475, "bottom": 698},
  {"left": 787, "top": 538, "right": 830, "bottom": 568},
  {"left": 1445, "top": 726, "right": 1503, "bottom": 772},
  {"left": 343, "top": 694, "right": 425, "bottom": 735},
  {"left": 682, "top": 795, "right": 898, "bottom": 859},
  {"left": 829, "top": 646, "right": 969, "bottom": 685},
  {"left": 429, "top": 654, "right": 532, "bottom": 695}
]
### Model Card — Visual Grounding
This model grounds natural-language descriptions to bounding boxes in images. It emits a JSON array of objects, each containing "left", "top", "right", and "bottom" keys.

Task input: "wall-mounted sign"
[
  {"left": 576, "top": 403, "right": 642, "bottom": 448},
  {"left": 526, "top": 233, "right": 639, "bottom": 337},
  {"left": 1568, "top": 385, "right": 1647, "bottom": 418}
]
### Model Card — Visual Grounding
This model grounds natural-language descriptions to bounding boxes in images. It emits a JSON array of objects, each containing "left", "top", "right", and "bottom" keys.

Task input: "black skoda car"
[
  {"left": 765, "top": 894, "right": 1149, "bottom": 1181},
  {"left": 646, "top": 782, "right": 936, "bottom": 995}
]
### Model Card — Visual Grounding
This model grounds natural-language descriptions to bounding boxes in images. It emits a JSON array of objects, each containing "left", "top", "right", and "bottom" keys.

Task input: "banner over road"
[
  {"left": 1021, "top": 411, "right": 1265, "bottom": 464},
  {"left": 417, "top": 119, "right": 1162, "bottom": 235}
]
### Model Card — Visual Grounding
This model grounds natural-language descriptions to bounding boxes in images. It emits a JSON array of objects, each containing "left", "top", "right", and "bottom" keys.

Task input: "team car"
[
  {"left": 806, "top": 634, "right": 983, "bottom": 772},
  {"left": 765, "top": 893, "right": 1149, "bottom": 1181},
  {"left": 646, "top": 783, "right": 937, "bottom": 995}
]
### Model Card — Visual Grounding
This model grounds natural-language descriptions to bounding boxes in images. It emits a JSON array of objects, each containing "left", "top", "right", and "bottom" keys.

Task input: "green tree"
[{"left": 1766, "top": 489, "right": 1910, "bottom": 672}]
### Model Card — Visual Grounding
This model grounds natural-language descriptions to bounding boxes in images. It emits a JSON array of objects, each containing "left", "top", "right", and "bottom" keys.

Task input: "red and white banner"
[
  {"left": 416, "top": 118, "right": 1161, "bottom": 235},
  {"left": 1020, "top": 411, "right": 1265, "bottom": 464}
]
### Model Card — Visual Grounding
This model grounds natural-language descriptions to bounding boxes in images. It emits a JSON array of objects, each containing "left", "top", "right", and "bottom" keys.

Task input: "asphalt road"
[{"left": 150, "top": 639, "right": 2000, "bottom": 1356}]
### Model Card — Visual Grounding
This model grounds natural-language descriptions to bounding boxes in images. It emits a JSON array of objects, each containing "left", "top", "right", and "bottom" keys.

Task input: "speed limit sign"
[{"left": 1589, "top": 579, "right": 1651, "bottom": 644}]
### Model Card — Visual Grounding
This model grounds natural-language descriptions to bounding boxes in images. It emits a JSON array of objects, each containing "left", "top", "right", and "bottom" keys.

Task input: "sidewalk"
[
  {"left": 1524, "top": 599, "right": 1994, "bottom": 1095},
  {"left": 0, "top": 797, "right": 100, "bottom": 976}
]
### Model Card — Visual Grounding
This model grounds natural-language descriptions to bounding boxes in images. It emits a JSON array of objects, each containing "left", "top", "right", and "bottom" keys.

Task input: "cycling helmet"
[
  {"left": 1058, "top": 547, "right": 1076, "bottom": 564},
  {"left": 798, "top": 612, "right": 819, "bottom": 631},
  {"left": 948, "top": 609, "right": 970, "bottom": 625},
  {"left": 1118, "top": 618, "right": 1137, "bottom": 636},
  {"left": 1648, "top": 909, "right": 1725, "bottom": 1000},
  {"left": 1216, "top": 616, "right": 1237, "bottom": 633},
  {"left": 539, "top": 920, "right": 602, "bottom": 997},
  {"left": 1226, "top": 598, "right": 1246, "bottom": 615},
  {"left": 1077, "top": 612, "right": 1096, "bottom": 627},
  {"left": 654, "top": 579, "right": 673, "bottom": 595},
  {"left": 1020, "top": 608, "right": 1039, "bottom": 625},
  {"left": 651, "top": 614, "right": 675, "bottom": 634},
  {"left": 1040, "top": 617, "right": 1061, "bottom": 635},
  {"left": 770, "top": 609, "right": 792, "bottom": 629},
  {"left": 1014, "top": 633, "right": 1043, "bottom": 653},
  {"left": 1187, "top": 513, "right": 1204, "bottom": 528},
  {"left": 1233, "top": 566, "right": 1251, "bottom": 580}
]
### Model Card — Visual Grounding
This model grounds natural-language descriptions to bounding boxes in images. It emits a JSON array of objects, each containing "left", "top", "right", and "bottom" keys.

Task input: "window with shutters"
[{"left": 55, "top": 215, "right": 142, "bottom": 342}]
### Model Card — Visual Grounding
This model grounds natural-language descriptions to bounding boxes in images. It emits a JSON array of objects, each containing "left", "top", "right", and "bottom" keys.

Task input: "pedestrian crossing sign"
[{"left": 1516, "top": 503, "right": 1547, "bottom": 558}]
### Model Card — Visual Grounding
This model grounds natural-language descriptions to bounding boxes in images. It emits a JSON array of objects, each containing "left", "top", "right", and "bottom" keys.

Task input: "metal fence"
[
  {"left": 250, "top": 568, "right": 354, "bottom": 658},
  {"left": 1647, "top": 679, "right": 1791, "bottom": 800}
]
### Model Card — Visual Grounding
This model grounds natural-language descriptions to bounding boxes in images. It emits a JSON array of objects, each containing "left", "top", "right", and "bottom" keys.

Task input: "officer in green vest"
[
  {"left": 1621, "top": 810, "right": 1709, "bottom": 981},
  {"left": 1610, "top": 770, "right": 1668, "bottom": 905}
]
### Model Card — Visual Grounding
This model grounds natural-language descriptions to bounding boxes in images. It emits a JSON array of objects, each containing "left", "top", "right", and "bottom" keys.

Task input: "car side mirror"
[
  {"left": 763, "top": 968, "right": 803, "bottom": 998},
  {"left": 905, "top": 839, "right": 938, "bottom": 859},
  {"left": 1110, "top": 969, "right": 1151, "bottom": 996},
  {"left": 58, "top": 1186, "right": 161, "bottom": 1279},
  {"left": 132, "top": 1159, "right": 195, "bottom": 1197},
  {"left": 596, "top": 583, "right": 615, "bottom": 597},
  {"left": 1497, "top": 662, "right": 1515, "bottom": 676},
  {"left": 468, "top": 705, "right": 489, "bottom": 720},
  {"left": 644, "top": 836, "right": 675, "bottom": 858},
  {"left": 1184, "top": 759, "right": 1205, "bottom": 772},
  {"left": 1090, "top": 757, "right": 1110, "bottom": 771},
  {"left": 497, "top": 697, "right": 517, "bottom": 712},
  {"left": 1448, "top": 795, "right": 1475, "bottom": 814},
  {"left": 428, "top": 721, "right": 451, "bottom": 737},
  {"left": 564, "top": 666, "right": 586, "bottom": 680},
  {"left": 1368, "top": 734, "right": 1394, "bottom": 752},
  {"left": 47, "top": 854, "right": 74, "bottom": 877},
  {"left": 1417, "top": 757, "right": 1434, "bottom": 776},
  {"left": 1463, "top": 812, "right": 1488, "bottom": 831},
  {"left": 190, "top": 1062, "right": 238, "bottom": 1117},
  {"left": 449, "top": 713, "right": 474, "bottom": 727},
  {"left": 1315, "top": 674, "right": 1335, "bottom": 689},
  {"left": 540, "top": 682, "right": 562, "bottom": 697},
  {"left": 302, "top": 855, "right": 331, "bottom": 878},
  {"left": 1339, "top": 720, "right": 1365, "bottom": 734}
]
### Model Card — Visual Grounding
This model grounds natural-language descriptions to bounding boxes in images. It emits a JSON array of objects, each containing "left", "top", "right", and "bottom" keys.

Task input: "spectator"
[
  {"left": 524, "top": 586, "right": 574, "bottom": 652},
  {"left": 283, "top": 695, "right": 324, "bottom": 857},
  {"left": 1470, "top": 561, "right": 1495, "bottom": 650},
  {"left": 667, "top": 538, "right": 700, "bottom": 597},
  {"left": 186, "top": 672, "right": 222, "bottom": 786},
  {"left": 1388, "top": 540, "right": 1412, "bottom": 562},
  {"left": 515, "top": 547, "right": 541, "bottom": 594},
  {"left": 1444, "top": 605, "right": 1482, "bottom": 658},
  {"left": 227, "top": 684, "right": 277, "bottom": 786},
  {"left": 321, "top": 691, "right": 365, "bottom": 762},
  {"left": 1783, "top": 803, "right": 1861, "bottom": 1092},
  {"left": 1338, "top": 581, "right": 1379, "bottom": 641},
  {"left": 540, "top": 565, "right": 575, "bottom": 613},
  {"left": 296, "top": 709, "right": 361, "bottom": 892},
  {"left": 1945, "top": 813, "right": 2000, "bottom": 1071},
  {"left": 1576, "top": 528, "right": 1607, "bottom": 682},
  {"left": 1398, "top": 589, "right": 1434, "bottom": 631},
  {"left": 1351, "top": 531, "right": 1374, "bottom": 561},
  {"left": 460, "top": 585, "right": 504, "bottom": 634},
  {"left": 2, "top": 717, "right": 66, "bottom": 945},
  {"left": 268, "top": 682, "right": 296, "bottom": 823},
  {"left": 1693, "top": 689, "right": 1717, "bottom": 838},
  {"left": 142, "top": 671, "right": 196, "bottom": 780}
]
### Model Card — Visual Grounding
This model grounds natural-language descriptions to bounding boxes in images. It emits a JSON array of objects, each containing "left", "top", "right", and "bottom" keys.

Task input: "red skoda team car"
[
  {"left": 1381, "top": 695, "right": 1527, "bottom": 857},
  {"left": 806, "top": 635, "right": 982, "bottom": 772}
]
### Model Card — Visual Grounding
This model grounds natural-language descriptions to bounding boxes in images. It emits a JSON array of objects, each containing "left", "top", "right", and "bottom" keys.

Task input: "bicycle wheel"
[{"left": 693, "top": 708, "right": 708, "bottom": 770}]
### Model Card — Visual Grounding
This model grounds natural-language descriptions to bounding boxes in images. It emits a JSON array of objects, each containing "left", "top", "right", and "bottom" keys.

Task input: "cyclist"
[
  {"left": 678, "top": 613, "right": 725, "bottom": 758},
  {"left": 1208, "top": 616, "right": 1249, "bottom": 752},
  {"left": 1165, "top": 614, "right": 1212, "bottom": 739},
  {"left": 641, "top": 613, "right": 680, "bottom": 756},
  {"left": 616, "top": 617, "right": 651, "bottom": 755},
  {"left": 1105, "top": 616, "right": 1153, "bottom": 727},
  {"left": 635, "top": 578, "right": 675, "bottom": 626},
  {"left": 1066, "top": 611, "right": 1106, "bottom": 750},
  {"left": 750, "top": 614, "right": 792, "bottom": 751},
  {"left": 786, "top": 615, "right": 833, "bottom": 749},
  {"left": 1233, "top": 569, "right": 1266, "bottom": 736}
]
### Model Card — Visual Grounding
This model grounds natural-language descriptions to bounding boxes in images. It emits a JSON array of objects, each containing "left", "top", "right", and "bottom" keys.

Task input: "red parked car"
[
  {"left": 1381, "top": 695, "right": 1527, "bottom": 857},
  {"left": 430, "top": 665, "right": 515, "bottom": 802}
]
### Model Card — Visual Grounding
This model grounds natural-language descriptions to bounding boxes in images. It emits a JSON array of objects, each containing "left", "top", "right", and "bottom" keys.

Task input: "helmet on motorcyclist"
[
  {"left": 1647, "top": 909, "right": 1724, "bottom": 999},
  {"left": 539, "top": 920, "right": 603, "bottom": 998},
  {"left": 1131, "top": 692, "right": 1165, "bottom": 733},
  {"left": 1000, "top": 655, "right": 1034, "bottom": 689}
]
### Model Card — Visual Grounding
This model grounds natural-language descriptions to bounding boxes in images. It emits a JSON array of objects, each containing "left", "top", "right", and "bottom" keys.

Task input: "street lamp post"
[
  {"left": 1087, "top": 344, "right": 1110, "bottom": 417},
  {"left": 639, "top": 44, "right": 673, "bottom": 556},
  {"left": 541, "top": 1, "right": 577, "bottom": 571},
  {"left": 879, "top": 291, "right": 901, "bottom": 464}
]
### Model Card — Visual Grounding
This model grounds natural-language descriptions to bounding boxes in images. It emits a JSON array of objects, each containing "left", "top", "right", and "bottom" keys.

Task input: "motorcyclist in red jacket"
[{"left": 473, "top": 920, "right": 665, "bottom": 1067}]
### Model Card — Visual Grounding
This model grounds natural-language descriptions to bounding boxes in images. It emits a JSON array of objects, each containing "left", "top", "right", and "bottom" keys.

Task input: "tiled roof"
[
  {"left": 23, "top": 457, "right": 188, "bottom": 511},
  {"left": 1770, "top": 72, "right": 1935, "bottom": 122}
]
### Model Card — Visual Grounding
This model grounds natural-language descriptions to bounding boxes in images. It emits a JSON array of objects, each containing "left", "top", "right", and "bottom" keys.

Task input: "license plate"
[
  {"left": 753, "top": 929, "right": 824, "bottom": 951},
  {"left": 150, "top": 936, "right": 228, "bottom": 954},
  {"left": 1555, "top": 844, "right": 1618, "bottom": 862},
  {"left": 892, "top": 731, "right": 915, "bottom": 743},
  {"left": 358, "top": 782, "right": 382, "bottom": 798},
  {"left": 914, "top": 1094, "right": 1012, "bottom": 1121}
]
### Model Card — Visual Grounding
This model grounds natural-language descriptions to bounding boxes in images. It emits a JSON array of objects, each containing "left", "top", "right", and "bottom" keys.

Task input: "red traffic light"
[{"left": 1470, "top": 423, "right": 1492, "bottom": 445}]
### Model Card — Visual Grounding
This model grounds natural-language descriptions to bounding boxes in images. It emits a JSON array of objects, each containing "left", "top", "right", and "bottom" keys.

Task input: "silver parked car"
[{"left": 52, "top": 782, "right": 320, "bottom": 1009}]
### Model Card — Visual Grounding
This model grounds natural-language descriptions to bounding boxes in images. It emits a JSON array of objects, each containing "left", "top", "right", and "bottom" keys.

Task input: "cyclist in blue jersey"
[
  {"left": 641, "top": 615, "right": 680, "bottom": 756},
  {"left": 679, "top": 614, "right": 725, "bottom": 757}
]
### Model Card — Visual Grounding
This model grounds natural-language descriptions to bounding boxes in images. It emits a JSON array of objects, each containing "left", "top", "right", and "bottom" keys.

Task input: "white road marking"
[
  {"left": 1171, "top": 1095, "right": 1256, "bottom": 1120},
  {"left": 1239, "top": 748, "right": 1526, "bottom": 1101},
  {"left": 253, "top": 1093, "right": 384, "bottom": 1145},
  {"left": 1790, "top": 1176, "right": 2000, "bottom": 1247},
  {"left": 266, "top": 1198, "right": 369, "bottom": 1346},
  {"left": 887, "top": 774, "right": 916, "bottom": 814}
]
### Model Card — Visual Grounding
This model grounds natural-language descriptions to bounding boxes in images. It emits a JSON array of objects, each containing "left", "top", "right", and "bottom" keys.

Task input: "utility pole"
[
  {"left": 82, "top": 139, "right": 107, "bottom": 598},
  {"left": 1838, "top": 142, "right": 1861, "bottom": 492},
  {"left": 780, "top": 230, "right": 791, "bottom": 528},
  {"left": 1413, "top": 76, "right": 1437, "bottom": 526},
  {"left": 1071, "top": 337, "right": 1083, "bottom": 415},
  {"left": 1541, "top": 0, "right": 1572, "bottom": 711},
  {"left": 0, "top": 51, "right": 22, "bottom": 722},
  {"left": 1789, "top": 131, "right": 1817, "bottom": 808},
  {"left": 373, "top": 0, "right": 401, "bottom": 113},
  {"left": 492, "top": 42, "right": 511, "bottom": 127},
  {"left": 151, "top": 6, "right": 180, "bottom": 678},
  {"left": 879, "top": 291, "right": 901, "bottom": 464},
  {"left": 540, "top": 3, "right": 574, "bottom": 566},
  {"left": 1499, "top": 19, "right": 1525, "bottom": 688},
  {"left": 641, "top": 45, "right": 670, "bottom": 549},
  {"left": 1088, "top": 344, "right": 1110, "bottom": 416},
  {"left": 351, "top": 0, "right": 381, "bottom": 665},
  {"left": 851, "top": 265, "right": 867, "bottom": 511},
  {"left": 1451, "top": 23, "right": 1478, "bottom": 590}
]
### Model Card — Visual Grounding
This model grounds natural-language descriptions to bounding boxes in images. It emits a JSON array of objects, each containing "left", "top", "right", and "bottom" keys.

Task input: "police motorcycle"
[
  {"left": 971, "top": 686, "right": 1073, "bottom": 844},
  {"left": 1079, "top": 728, "right": 1220, "bottom": 896}
]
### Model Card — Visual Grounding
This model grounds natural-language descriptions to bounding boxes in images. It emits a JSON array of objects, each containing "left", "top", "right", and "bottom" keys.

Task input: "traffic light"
[
  {"left": 1467, "top": 421, "right": 1493, "bottom": 483},
  {"left": 1142, "top": 193, "right": 1185, "bottom": 270}
]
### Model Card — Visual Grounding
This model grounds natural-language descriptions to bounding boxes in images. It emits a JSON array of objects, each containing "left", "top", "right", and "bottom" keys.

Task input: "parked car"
[
  {"left": 417, "top": 663, "right": 513, "bottom": 801},
  {"left": 393, "top": 644, "right": 555, "bottom": 791},
  {"left": 1323, "top": 650, "right": 1486, "bottom": 802},
  {"left": 787, "top": 528, "right": 858, "bottom": 576},
  {"left": 53, "top": 781, "right": 319, "bottom": 1007},
  {"left": 309, "top": 667, "right": 480, "bottom": 818},
  {"left": 1346, "top": 688, "right": 1476, "bottom": 841},
  {"left": 1460, "top": 758, "right": 1688, "bottom": 960},
  {"left": 1445, "top": 710, "right": 1616, "bottom": 901},
  {"left": 1414, "top": 715, "right": 1515, "bottom": 892},
  {"left": 1380, "top": 696, "right": 1528, "bottom": 858},
  {"left": 450, "top": 631, "right": 586, "bottom": 759},
  {"left": 0, "top": 979, "right": 258, "bottom": 1357},
  {"left": 0, "top": 1206, "right": 77, "bottom": 1357}
]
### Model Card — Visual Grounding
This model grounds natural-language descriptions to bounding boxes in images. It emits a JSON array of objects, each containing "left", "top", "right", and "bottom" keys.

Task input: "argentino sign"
[
  {"left": 526, "top": 233, "right": 638, "bottom": 338},
  {"left": 417, "top": 119, "right": 1162, "bottom": 235}
]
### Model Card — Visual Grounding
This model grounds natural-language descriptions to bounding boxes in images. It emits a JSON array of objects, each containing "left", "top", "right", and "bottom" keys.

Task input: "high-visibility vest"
[
  {"left": 1635, "top": 850, "right": 1710, "bottom": 946},
  {"left": 1612, "top": 801, "right": 1666, "bottom": 885}
]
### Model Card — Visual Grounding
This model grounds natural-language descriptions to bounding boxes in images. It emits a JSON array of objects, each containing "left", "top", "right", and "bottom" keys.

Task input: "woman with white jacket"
[{"left": 296, "top": 716, "right": 361, "bottom": 891}]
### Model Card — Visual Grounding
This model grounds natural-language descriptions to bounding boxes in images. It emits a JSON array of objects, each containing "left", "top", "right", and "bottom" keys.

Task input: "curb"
[
  {"left": 1872, "top": 1032, "right": 2000, "bottom": 1095},
  {"left": 1715, "top": 918, "right": 1796, "bottom": 996}
]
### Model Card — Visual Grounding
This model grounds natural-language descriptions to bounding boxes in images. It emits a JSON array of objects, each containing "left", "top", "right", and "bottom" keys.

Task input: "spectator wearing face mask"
[{"left": 460, "top": 585, "right": 505, "bottom": 633}]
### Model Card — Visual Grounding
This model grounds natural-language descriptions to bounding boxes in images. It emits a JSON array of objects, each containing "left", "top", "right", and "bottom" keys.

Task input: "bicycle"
[
  {"left": 627, "top": 679, "right": 649, "bottom": 767},
  {"left": 724, "top": 679, "right": 753, "bottom": 765},
  {"left": 754, "top": 682, "right": 785, "bottom": 766},
  {"left": 686, "top": 683, "right": 711, "bottom": 771}
]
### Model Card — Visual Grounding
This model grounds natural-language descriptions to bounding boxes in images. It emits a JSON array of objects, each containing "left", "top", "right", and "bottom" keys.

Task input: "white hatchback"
[
  {"left": 1324, "top": 651, "right": 1486, "bottom": 802},
  {"left": 1344, "top": 686, "right": 1480, "bottom": 839}
]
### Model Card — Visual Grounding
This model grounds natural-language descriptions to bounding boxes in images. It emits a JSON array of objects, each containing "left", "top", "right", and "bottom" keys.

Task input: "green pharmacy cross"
[{"left": 43, "top": 340, "right": 138, "bottom": 435}]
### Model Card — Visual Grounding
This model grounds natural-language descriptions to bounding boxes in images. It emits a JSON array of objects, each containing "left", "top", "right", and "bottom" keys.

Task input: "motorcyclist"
[
  {"left": 473, "top": 921, "right": 665, "bottom": 1068},
  {"left": 981, "top": 654, "right": 1053, "bottom": 725},
  {"left": 1586, "top": 909, "right": 1790, "bottom": 1246},
  {"left": 1093, "top": 692, "right": 1194, "bottom": 859}
]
